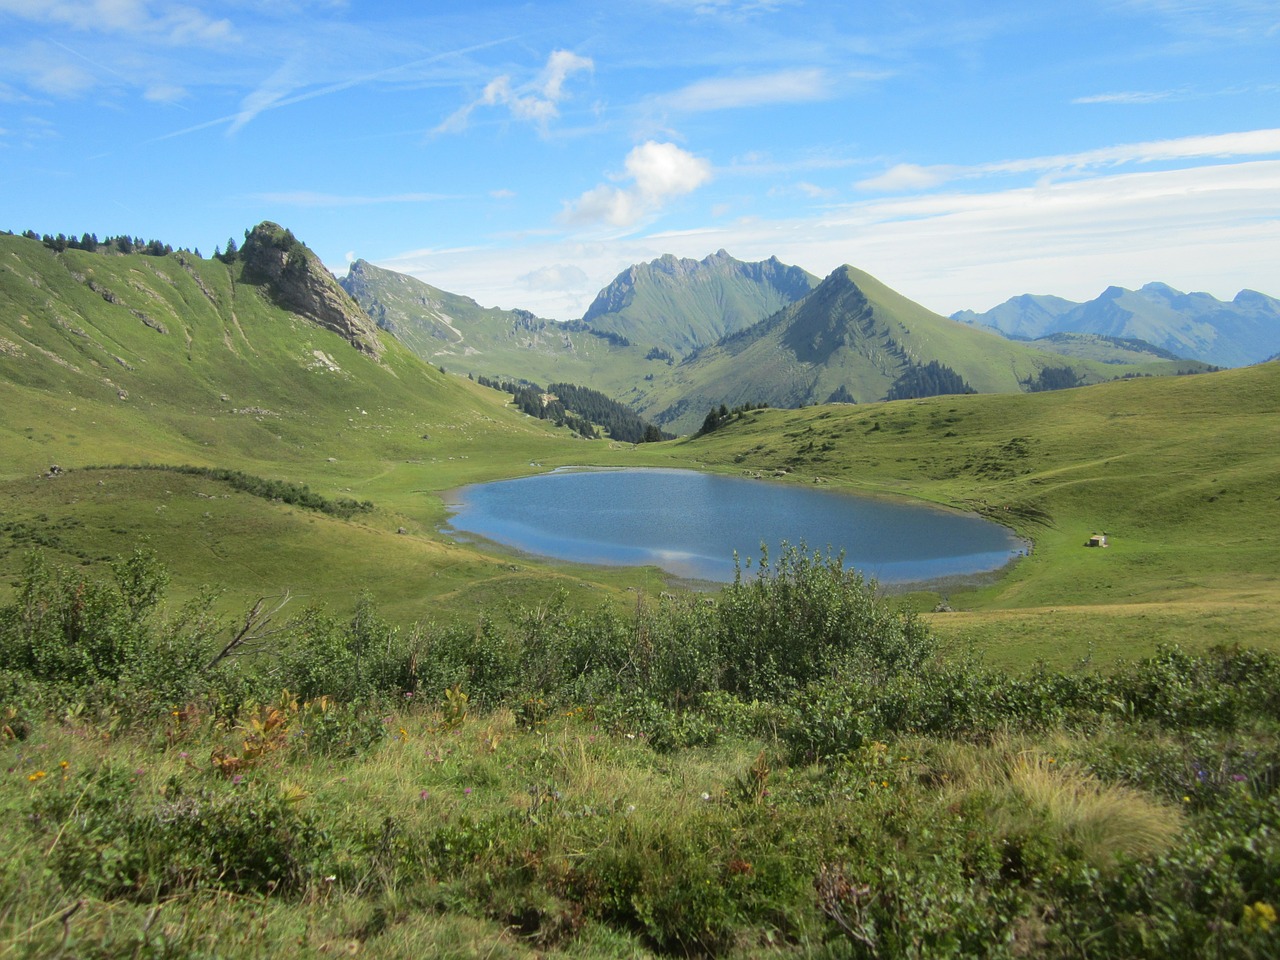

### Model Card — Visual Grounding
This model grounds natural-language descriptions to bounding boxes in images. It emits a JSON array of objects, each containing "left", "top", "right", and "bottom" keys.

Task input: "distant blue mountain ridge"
[{"left": 951, "top": 282, "right": 1280, "bottom": 368}]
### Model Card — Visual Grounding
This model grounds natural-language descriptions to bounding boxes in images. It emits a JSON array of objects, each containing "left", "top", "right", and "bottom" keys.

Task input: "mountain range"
[
  {"left": 0, "top": 223, "right": 1247, "bottom": 444},
  {"left": 952, "top": 283, "right": 1280, "bottom": 368},
  {"left": 342, "top": 250, "right": 1217, "bottom": 434},
  {"left": 580, "top": 250, "right": 818, "bottom": 356}
]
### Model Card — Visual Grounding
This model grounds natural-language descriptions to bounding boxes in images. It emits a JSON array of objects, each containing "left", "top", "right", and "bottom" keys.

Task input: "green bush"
[
  {"left": 28, "top": 767, "right": 328, "bottom": 899},
  {"left": 716, "top": 545, "right": 934, "bottom": 699}
]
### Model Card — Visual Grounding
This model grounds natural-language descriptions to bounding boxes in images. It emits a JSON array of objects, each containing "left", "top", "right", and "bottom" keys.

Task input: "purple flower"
[
  {"left": 1232, "top": 774, "right": 1248, "bottom": 782},
  {"left": 232, "top": 775, "right": 244, "bottom": 785},
  {"left": 463, "top": 787, "right": 472, "bottom": 795},
  {"left": 419, "top": 789, "right": 429, "bottom": 800}
]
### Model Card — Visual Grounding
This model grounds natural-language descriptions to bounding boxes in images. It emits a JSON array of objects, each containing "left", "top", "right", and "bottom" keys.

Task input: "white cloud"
[
  {"left": 143, "top": 82, "right": 187, "bottom": 103},
  {"left": 660, "top": 68, "right": 830, "bottom": 111},
  {"left": 1072, "top": 90, "right": 1176, "bottom": 105},
  {"left": 651, "top": 0, "right": 797, "bottom": 17},
  {"left": 383, "top": 158, "right": 1280, "bottom": 321},
  {"left": 857, "top": 129, "right": 1280, "bottom": 192},
  {"left": 1119, "top": 0, "right": 1280, "bottom": 40},
  {"left": 563, "top": 141, "right": 713, "bottom": 228},
  {"left": 856, "top": 163, "right": 955, "bottom": 192},
  {"left": 28, "top": 59, "right": 98, "bottom": 97},
  {"left": 796, "top": 182, "right": 834, "bottom": 198},
  {"left": 541, "top": 50, "right": 592, "bottom": 100},
  {"left": 435, "top": 49, "right": 592, "bottom": 134},
  {"left": 229, "top": 59, "right": 301, "bottom": 134},
  {"left": 518, "top": 263, "right": 590, "bottom": 293},
  {"left": 0, "top": 0, "right": 236, "bottom": 46}
]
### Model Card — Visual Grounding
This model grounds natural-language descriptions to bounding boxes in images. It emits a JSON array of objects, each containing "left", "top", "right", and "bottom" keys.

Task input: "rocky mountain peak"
[{"left": 240, "top": 223, "right": 382, "bottom": 358}]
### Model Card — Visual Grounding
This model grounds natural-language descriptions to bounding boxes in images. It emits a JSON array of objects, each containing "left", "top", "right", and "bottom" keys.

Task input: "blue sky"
[{"left": 2, "top": 0, "right": 1278, "bottom": 320}]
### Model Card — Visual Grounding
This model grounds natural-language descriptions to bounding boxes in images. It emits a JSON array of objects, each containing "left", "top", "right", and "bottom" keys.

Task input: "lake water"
[{"left": 444, "top": 467, "right": 1025, "bottom": 585}]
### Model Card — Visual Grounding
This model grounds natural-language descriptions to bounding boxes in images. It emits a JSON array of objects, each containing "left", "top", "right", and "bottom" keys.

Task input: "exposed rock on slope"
[{"left": 240, "top": 222, "right": 382, "bottom": 357}]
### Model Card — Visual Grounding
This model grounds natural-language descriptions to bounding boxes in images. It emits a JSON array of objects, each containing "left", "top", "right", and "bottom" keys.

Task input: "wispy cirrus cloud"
[
  {"left": 1119, "top": 0, "right": 1280, "bottom": 40},
  {"left": 151, "top": 35, "right": 517, "bottom": 141},
  {"left": 1072, "top": 90, "right": 1178, "bottom": 104},
  {"left": 857, "top": 128, "right": 1280, "bottom": 192},
  {"left": 0, "top": 0, "right": 236, "bottom": 47},
  {"left": 658, "top": 67, "right": 831, "bottom": 112},
  {"left": 143, "top": 83, "right": 188, "bottom": 104},
  {"left": 650, "top": 0, "right": 798, "bottom": 18},
  {"left": 563, "top": 141, "right": 713, "bottom": 228},
  {"left": 434, "top": 49, "right": 593, "bottom": 135}
]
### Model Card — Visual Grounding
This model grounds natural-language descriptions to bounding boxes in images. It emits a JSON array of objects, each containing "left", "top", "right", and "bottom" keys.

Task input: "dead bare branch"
[{"left": 206, "top": 591, "right": 291, "bottom": 671}]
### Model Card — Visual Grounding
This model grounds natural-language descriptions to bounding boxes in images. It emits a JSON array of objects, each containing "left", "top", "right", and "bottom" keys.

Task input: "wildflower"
[
  {"left": 59, "top": 760, "right": 68, "bottom": 769},
  {"left": 1243, "top": 901, "right": 1276, "bottom": 933},
  {"left": 463, "top": 787, "right": 472, "bottom": 795},
  {"left": 398, "top": 727, "right": 409, "bottom": 741},
  {"left": 419, "top": 789, "right": 429, "bottom": 800},
  {"left": 28, "top": 770, "right": 46, "bottom": 782},
  {"left": 232, "top": 775, "right": 244, "bottom": 785},
  {"left": 134, "top": 768, "right": 145, "bottom": 777},
  {"left": 1182, "top": 795, "right": 1192, "bottom": 803},
  {"left": 1232, "top": 773, "right": 1248, "bottom": 782},
  {"left": 700, "top": 792, "right": 711, "bottom": 802}
]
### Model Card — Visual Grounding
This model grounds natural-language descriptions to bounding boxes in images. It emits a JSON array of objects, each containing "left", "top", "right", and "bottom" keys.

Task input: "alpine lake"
[{"left": 444, "top": 467, "right": 1026, "bottom": 588}]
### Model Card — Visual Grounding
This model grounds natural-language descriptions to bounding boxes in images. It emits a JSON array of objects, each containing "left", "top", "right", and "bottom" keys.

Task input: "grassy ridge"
[{"left": 0, "top": 234, "right": 664, "bottom": 618}]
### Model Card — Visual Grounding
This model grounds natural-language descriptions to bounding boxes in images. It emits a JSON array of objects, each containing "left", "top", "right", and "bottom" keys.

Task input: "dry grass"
[{"left": 932, "top": 737, "right": 1184, "bottom": 868}]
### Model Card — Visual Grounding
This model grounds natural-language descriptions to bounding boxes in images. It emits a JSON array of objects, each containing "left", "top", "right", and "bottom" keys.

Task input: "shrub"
[
  {"left": 716, "top": 544, "right": 934, "bottom": 699},
  {"left": 28, "top": 767, "right": 328, "bottom": 899}
]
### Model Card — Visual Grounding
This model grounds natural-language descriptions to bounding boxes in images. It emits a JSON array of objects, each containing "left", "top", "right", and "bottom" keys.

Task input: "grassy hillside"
[
  {"left": 0, "top": 234, "right": 672, "bottom": 620},
  {"left": 1017, "top": 332, "right": 1191, "bottom": 365},
  {"left": 620, "top": 361, "right": 1280, "bottom": 662},
  {"left": 341, "top": 259, "right": 627, "bottom": 384}
]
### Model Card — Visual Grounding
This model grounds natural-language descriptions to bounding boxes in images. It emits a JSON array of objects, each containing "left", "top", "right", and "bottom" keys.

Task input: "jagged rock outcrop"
[{"left": 240, "top": 222, "right": 382, "bottom": 357}]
